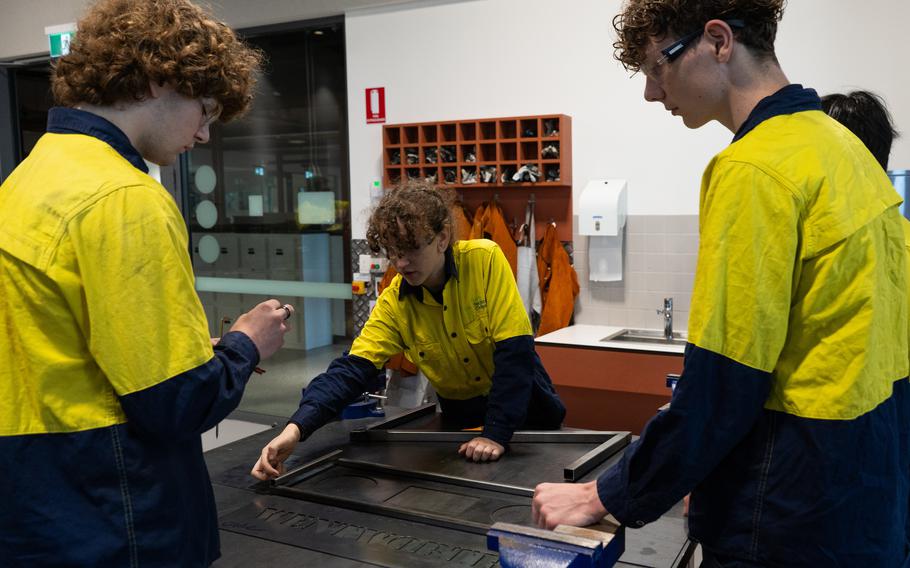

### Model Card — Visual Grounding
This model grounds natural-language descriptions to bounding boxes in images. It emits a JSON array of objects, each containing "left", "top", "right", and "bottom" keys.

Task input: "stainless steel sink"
[{"left": 601, "top": 328, "right": 688, "bottom": 346}]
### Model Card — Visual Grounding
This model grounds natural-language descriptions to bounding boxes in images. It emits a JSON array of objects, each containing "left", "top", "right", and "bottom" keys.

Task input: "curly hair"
[
  {"left": 366, "top": 180, "right": 455, "bottom": 259},
  {"left": 52, "top": 0, "right": 263, "bottom": 121},
  {"left": 613, "top": 0, "right": 786, "bottom": 72}
]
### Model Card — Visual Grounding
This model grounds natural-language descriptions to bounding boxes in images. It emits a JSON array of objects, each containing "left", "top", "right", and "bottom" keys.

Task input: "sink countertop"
[{"left": 535, "top": 324, "right": 686, "bottom": 355}]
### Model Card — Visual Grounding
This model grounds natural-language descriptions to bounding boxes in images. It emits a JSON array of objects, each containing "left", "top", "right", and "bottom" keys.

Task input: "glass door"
[{"left": 176, "top": 19, "right": 352, "bottom": 418}]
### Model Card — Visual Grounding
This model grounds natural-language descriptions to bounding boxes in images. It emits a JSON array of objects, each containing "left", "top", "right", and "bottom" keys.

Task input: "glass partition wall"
[
  {"left": 183, "top": 19, "right": 351, "bottom": 417},
  {"left": 13, "top": 65, "right": 54, "bottom": 160}
]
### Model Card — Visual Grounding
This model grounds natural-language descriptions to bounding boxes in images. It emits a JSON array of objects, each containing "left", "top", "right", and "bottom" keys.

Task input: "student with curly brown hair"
[
  {"left": 0, "top": 1, "right": 289, "bottom": 565},
  {"left": 532, "top": 1, "right": 909, "bottom": 565},
  {"left": 251, "top": 181, "right": 565, "bottom": 478}
]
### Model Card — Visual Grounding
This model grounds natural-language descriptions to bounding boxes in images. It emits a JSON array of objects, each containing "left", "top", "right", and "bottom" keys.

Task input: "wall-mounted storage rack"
[{"left": 382, "top": 114, "right": 573, "bottom": 241}]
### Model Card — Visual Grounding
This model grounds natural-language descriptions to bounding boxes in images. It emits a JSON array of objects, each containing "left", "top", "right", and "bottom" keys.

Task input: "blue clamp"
[
  {"left": 341, "top": 393, "right": 386, "bottom": 420},
  {"left": 487, "top": 522, "right": 624, "bottom": 568}
]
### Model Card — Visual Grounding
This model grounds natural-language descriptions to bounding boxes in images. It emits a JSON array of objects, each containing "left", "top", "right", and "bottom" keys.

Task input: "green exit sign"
[{"left": 44, "top": 24, "right": 76, "bottom": 58}]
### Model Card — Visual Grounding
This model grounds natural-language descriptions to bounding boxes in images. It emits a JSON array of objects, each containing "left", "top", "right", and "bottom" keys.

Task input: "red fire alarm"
[{"left": 365, "top": 87, "right": 385, "bottom": 124}]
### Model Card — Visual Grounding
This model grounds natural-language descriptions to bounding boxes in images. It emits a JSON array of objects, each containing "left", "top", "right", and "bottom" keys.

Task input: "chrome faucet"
[{"left": 656, "top": 297, "right": 673, "bottom": 340}]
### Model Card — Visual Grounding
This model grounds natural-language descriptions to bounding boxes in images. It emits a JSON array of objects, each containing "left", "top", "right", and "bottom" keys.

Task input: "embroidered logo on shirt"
[{"left": 473, "top": 298, "right": 487, "bottom": 311}]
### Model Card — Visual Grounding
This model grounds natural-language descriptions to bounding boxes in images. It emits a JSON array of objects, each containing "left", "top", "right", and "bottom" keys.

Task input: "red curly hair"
[
  {"left": 613, "top": 0, "right": 786, "bottom": 72},
  {"left": 366, "top": 180, "right": 455, "bottom": 259},
  {"left": 52, "top": 0, "right": 263, "bottom": 121}
]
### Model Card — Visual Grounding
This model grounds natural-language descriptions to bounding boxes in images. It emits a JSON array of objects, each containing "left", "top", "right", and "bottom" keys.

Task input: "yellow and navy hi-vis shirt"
[
  {"left": 0, "top": 108, "right": 260, "bottom": 566},
  {"left": 597, "top": 85, "right": 910, "bottom": 566},
  {"left": 355, "top": 239, "right": 531, "bottom": 399},
  {"left": 289, "top": 239, "right": 565, "bottom": 444}
]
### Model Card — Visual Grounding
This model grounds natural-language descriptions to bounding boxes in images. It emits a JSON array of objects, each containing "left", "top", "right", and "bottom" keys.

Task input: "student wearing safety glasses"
[{"left": 533, "top": 2, "right": 910, "bottom": 566}]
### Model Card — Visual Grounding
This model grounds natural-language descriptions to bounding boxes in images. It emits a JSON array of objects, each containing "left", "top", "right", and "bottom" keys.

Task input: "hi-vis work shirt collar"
[
  {"left": 398, "top": 246, "right": 459, "bottom": 301},
  {"left": 732, "top": 84, "right": 822, "bottom": 143},
  {"left": 47, "top": 107, "right": 149, "bottom": 174}
]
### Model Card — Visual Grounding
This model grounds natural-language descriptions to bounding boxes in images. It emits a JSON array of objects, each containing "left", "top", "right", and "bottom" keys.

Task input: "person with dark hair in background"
[
  {"left": 532, "top": 1, "right": 909, "bottom": 566},
  {"left": 822, "top": 90, "right": 899, "bottom": 170},
  {"left": 0, "top": 1, "right": 290, "bottom": 565},
  {"left": 251, "top": 180, "right": 565, "bottom": 479}
]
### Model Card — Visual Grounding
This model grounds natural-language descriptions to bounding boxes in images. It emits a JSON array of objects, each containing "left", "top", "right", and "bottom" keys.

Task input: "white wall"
[
  {"left": 346, "top": 0, "right": 910, "bottom": 237},
  {"left": 777, "top": 1, "right": 908, "bottom": 163},
  {"left": 0, "top": 0, "right": 86, "bottom": 59}
]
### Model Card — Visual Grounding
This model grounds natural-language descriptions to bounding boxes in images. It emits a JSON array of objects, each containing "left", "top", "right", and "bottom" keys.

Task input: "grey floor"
[
  {"left": 236, "top": 341, "right": 350, "bottom": 419},
  {"left": 202, "top": 418, "right": 271, "bottom": 452}
]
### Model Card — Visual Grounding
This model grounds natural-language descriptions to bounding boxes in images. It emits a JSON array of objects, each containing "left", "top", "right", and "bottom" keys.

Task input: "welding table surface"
[{"left": 207, "top": 412, "right": 691, "bottom": 567}]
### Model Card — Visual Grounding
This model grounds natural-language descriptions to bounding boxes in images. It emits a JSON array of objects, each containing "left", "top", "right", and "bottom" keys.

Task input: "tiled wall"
[{"left": 573, "top": 215, "right": 699, "bottom": 333}]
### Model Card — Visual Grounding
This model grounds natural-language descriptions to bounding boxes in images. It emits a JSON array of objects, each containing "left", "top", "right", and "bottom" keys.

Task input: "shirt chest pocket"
[{"left": 464, "top": 313, "right": 492, "bottom": 346}]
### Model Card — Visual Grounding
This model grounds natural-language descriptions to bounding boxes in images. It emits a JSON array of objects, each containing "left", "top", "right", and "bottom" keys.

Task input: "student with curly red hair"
[
  {"left": 251, "top": 181, "right": 565, "bottom": 479},
  {"left": 0, "top": 1, "right": 288, "bottom": 565},
  {"left": 533, "top": 1, "right": 909, "bottom": 566}
]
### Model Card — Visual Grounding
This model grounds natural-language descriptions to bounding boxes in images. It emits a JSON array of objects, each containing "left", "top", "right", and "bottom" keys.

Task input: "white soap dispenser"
[{"left": 577, "top": 179, "right": 627, "bottom": 281}]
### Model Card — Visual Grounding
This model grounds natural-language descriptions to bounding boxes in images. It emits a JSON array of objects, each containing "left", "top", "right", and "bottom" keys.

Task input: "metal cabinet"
[
  {"left": 238, "top": 234, "right": 268, "bottom": 276},
  {"left": 266, "top": 234, "right": 299, "bottom": 276},
  {"left": 213, "top": 233, "right": 240, "bottom": 277}
]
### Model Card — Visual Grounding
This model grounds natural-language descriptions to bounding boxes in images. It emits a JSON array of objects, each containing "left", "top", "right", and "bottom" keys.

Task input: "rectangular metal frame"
[{"left": 265, "top": 430, "right": 631, "bottom": 540}]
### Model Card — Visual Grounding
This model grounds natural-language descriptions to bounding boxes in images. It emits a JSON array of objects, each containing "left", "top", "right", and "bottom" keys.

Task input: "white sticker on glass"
[
  {"left": 198, "top": 235, "right": 220, "bottom": 264},
  {"left": 196, "top": 200, "right": 218, "bottom": 229},
  {"left": 194, "top": 165, "right": 217, "bottom": 194}
]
